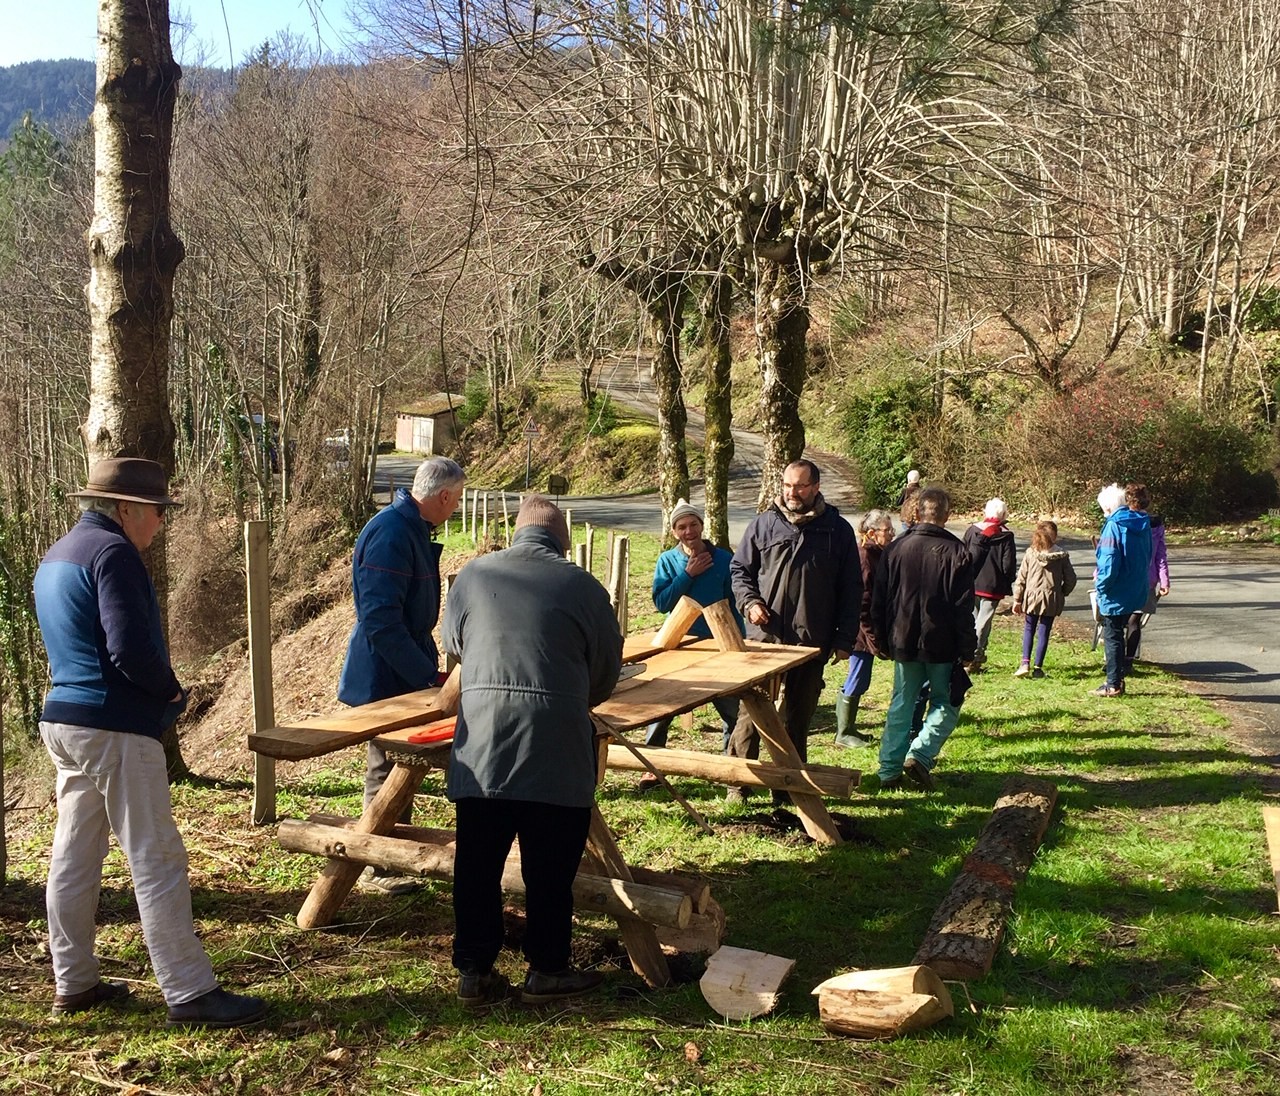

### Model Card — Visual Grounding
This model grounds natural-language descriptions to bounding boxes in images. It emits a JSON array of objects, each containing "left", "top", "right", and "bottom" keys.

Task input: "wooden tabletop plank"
[{"left": 248, "top": 687, "right": 449, "bottom": 760}]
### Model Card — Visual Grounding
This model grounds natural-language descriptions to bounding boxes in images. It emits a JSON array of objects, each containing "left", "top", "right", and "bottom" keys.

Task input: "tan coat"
[{"left": 1012, "top": 547, "right": 1078, "bottom": 617}]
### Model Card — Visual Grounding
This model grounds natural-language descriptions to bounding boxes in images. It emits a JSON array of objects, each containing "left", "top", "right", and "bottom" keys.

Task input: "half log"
[
  {"left": 912, "top": 775, "right": 1058, "bottom": 979},
  {"left": 279, "top": 819, "right": 692, "bottom": 929},
  {"left": 606, "top": 744, "right": 854, "bottom": 798},
  {"left": 812, "top": 965, "right": 953, "bottom": 1039}
]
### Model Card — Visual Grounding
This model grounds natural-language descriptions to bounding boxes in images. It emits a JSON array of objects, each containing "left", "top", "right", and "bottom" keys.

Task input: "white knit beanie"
[{"left": 669, "top": 499, "right": 702, "bottom": 528}]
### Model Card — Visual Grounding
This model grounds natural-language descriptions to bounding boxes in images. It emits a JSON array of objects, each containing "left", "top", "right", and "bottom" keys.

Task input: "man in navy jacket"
[
  {"left": 35, "top": 458, "right": 265, "bottom": 1028},
  {"left": 338, "top": 455, "right": 464, "bottom": 892}
]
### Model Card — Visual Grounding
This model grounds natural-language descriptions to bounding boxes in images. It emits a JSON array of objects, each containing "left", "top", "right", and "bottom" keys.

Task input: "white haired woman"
[{"left": 962, "top": 498, "right": 1016, "bottom": 671}]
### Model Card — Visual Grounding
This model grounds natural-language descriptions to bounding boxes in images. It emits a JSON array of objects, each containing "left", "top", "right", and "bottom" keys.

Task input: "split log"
[
  {"left": 606, "top": 744, "right": 854, "bottom": 798},
  {"left": 812, "top": 965, "right": 953, "bottom": 1040},
  {"left": 700, "top": 945, "right": 796, "bottom": 1020},
  {"left": 307, "top": 812, "right": 712, "bottom": 914},
  {"left": 912, "top": 775, "right": 1058, "bottom": 979},
  {"left": 279, "top": 820, "right": 691, "bottom": 929},
  {"left": 1263, "top": 806, "right": 1280, "bottom": 912},
  {"left": 650, "top": 596, "right": 704, "bottom": 649},
  {"left": 656, "top": 896, "right": 726, "bottom": 956}
]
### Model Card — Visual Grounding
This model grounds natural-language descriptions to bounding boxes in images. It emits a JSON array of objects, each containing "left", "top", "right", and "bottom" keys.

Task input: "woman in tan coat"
[{"left": 1011, "top": 521, "right": 1078, "bottom": 678}]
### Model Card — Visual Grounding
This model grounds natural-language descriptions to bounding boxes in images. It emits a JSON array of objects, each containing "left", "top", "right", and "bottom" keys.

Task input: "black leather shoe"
[
  {"left": 457, "top": 970, "right": 510, "bottom": 1008},
  {"left": 904, "top": 758, "right": 937, "bottom": 792},
  {"left": 51, "top": 979, "right": 131, "bottom": 1017},
  {"left": 521, "top": 968, "right": 603, "bottom": 1004},
  {"left": 166, "top": 987, "right": 267, "bottom": 1029}
]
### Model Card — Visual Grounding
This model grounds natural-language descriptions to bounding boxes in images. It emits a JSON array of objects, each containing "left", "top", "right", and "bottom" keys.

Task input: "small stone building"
[{"left": 394, "top": 394, "right": 461, "bottom": 455}]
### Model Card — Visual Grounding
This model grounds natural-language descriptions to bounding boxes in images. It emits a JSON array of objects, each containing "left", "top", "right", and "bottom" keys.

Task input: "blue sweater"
[
  {"left": 1095, "top": 506, "right": 1152, "bottom": 616},
  {"left": 34, "top": 511, "right": 186, "bottom": 739},
  {"left": 338, "top": 488, "right": 444, "bottom": 706},
  {"left": 652, "top": 542, "right": 744, "bottom": 639}
]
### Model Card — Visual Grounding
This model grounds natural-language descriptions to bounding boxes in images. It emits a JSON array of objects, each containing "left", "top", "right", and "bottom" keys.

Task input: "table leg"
[{"left": 296, "top": 761, "right": 428, "bottom": 929}]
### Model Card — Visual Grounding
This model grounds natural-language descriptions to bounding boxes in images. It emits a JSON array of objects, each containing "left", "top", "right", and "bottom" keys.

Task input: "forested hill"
[{"left": 0, "top": 60, "right": 95, "bottom": 138}]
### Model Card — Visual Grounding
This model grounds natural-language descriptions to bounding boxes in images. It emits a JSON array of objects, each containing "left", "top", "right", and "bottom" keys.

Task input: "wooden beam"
[
  {"left": 912, "top": 776, "right": 1058, "bottom": 979},
  {"left": 650, "top": 594, "right": 703, "bottom": 650},
  {"left": 606, "top": 744, "right": 854, "bottom": 798},
  {"left": 278, "top": 820, "right": 692, "bottom": 929},
  {"left": 1263, "top": 805, "right": 1280, "bottom": 912},
  {"left": 244, "top": 519, "right": 276, "bottom": 825}
]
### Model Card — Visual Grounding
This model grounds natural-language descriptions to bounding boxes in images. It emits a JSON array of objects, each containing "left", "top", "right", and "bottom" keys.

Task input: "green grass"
[{"left": 2, "top": 609, "right": 1278, "bottom": 1094}]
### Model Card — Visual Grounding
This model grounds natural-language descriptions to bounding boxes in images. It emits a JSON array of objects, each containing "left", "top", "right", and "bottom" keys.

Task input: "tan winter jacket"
[{"left": 1012, "top": 547, "right": 1078, "bottom": 617}]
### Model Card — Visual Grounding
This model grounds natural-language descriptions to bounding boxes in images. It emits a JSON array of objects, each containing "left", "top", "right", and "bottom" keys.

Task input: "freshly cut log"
[
  {"left": 700, "top": 945, "right": 795, "bottom": 1019},
  {"left": 812, "top": 965, "right": 953, "bottom": 1039},
  {"left": 650, "top": 597, "right": 706, "bottom": 649},
  {"left": 1263, "top": 806, "right": 1280, "bottom": 911},
  {"left": 307, "top": 813, "right": 713, "bottom": 914},
  {"left": 606, "top": 744, "right": 854, "bottom": 798},
  {"left": 656, "top": 896, "right": 726, "bottom": 956},
  {"left": 912, "top": 776, "right": 1058, "bottom": 979},
  {"left": 278, "top": 820, "right": 692, "bottom": 929}
]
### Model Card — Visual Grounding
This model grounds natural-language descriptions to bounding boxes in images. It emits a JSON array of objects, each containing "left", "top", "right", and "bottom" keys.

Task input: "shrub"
[{"left": 841, "top": 368, "right": 936, "bottom": 506}]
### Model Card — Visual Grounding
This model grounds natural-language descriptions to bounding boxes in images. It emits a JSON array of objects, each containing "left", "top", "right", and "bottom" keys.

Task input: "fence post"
[
  {"left": 245, "top": 520, "right": 276, "bottom": 824},
  {"left": 609, "top": 534, "right": 630, "bottom": 633}
]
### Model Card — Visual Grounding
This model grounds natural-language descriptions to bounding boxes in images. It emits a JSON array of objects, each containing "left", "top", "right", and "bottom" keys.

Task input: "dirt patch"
[{"left": 1111, "top": 1044, "right": 1197, "bottom": 1094}]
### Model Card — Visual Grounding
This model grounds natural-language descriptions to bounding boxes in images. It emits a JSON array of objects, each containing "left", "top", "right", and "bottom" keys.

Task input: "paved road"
[{"left": 373, "top": 368, "right": 1280, "bottom": 754}]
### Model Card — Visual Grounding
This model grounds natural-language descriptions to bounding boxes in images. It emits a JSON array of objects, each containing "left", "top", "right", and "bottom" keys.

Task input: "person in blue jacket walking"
[
  {"left": 638, "top": 500, "right": 745, "bottom": 788},
  {"left": 338, "top": 455, "right": 465, "bottom": 892},
  {"left": 1093, "top": 482, "right": 1152, "bottom": 697}
]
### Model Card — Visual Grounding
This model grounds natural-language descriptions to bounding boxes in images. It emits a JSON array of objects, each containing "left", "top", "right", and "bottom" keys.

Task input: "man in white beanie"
[
  {"left": 442, "top": 495, "right": 622, "bottom": 1006},
  {"left": 638, "top": 501, "right": 745, "bottom": 787}
]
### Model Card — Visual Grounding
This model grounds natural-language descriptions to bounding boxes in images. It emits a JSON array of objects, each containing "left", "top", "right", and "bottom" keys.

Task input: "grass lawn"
[{"left": 2, "top": 541, "right": 1278, "bottom": 1094}]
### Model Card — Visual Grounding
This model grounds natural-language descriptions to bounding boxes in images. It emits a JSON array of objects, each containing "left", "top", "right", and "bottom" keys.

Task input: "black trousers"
[
  {"left": 452, "top": 797, "right": 591, "bottom": 976},
  {"left": 726, "top": 654, "right": 827, "bottom": 765}
]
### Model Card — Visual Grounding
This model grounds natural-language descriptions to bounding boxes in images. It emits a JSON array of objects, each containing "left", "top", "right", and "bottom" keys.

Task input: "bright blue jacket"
[
  {"left": 652, "top": 542, "right": 744, "bottom": 639},
  {"left": 34, "top": 511, "right": 186, "bottom": 739},
  {"left": 1095, "top": 506, "right": 1152, "bottom": 617},
  {"left": 338, "top": 488, "right": 443, "bottom": 705}
]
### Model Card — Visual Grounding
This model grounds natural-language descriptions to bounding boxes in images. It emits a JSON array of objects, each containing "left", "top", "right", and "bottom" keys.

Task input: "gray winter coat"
[
  {"left": 1011, "top": 547, "right": 1078, "bottom": 618},
  {"left": 442, "top": 526, "right": 623, "bottom": 809}
]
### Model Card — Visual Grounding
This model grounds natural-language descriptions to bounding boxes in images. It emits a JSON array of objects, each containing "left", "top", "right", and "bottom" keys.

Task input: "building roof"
[{"left": 396, "top": 393, "right": 463, "bottom": 418}]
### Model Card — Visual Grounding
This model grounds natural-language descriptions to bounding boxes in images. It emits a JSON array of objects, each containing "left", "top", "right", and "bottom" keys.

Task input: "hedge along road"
[{"left": 372, "top": 364, "right": 1280, "bottom": 753}]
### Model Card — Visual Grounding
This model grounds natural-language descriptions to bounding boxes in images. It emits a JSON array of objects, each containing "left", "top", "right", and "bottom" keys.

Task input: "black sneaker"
[
  {"left": 51, "top": 979, "right": 131, "bottom": 1017},
  {"left": 165, "top": 987, "right": 267, "bottom": 1029},
  {"left": 521, "top": 968, "right": 604, "bottom": 1005},
  {"left": 903, "top": 758, "right": 937, "bottom": 792},
  {"left": 457, "top": 970, "right": 511, "bottom": 1009}
]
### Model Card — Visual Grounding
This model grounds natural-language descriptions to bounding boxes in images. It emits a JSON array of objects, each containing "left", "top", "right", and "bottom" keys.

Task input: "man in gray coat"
[{"left": 442, "top": 496, "right": 623, "bottom": 1007}]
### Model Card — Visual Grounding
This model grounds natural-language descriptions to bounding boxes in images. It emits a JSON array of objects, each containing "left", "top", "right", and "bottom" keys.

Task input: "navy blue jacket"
[
  {"left": 34, "top": 511, "right": 186, "bottom": 739},
  {"left": 338, "top": 488, "right": 443, "bottom": 706}
]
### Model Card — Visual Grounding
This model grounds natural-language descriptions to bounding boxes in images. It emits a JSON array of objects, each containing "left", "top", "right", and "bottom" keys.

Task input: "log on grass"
[
  {"left": 912, "top": 776, "right": 1058, "bottom": 980},
  {"left": 307, "top": 812, "right": 713, "bottom": 914},
  {"left": 278, "top": 820, "right": 691, "bottom": 929},
  {"left": 656, "top": 896, "right": 726, "bottom": 956},
  {"left": 811, "top": 965, "right": 953, "bottom": 1040},
  {"left": 700, "top": 945, "right": 795, "bottom": 1020},
  {"left": 607, "top": 744, "right": 854, "bottom": 798}
]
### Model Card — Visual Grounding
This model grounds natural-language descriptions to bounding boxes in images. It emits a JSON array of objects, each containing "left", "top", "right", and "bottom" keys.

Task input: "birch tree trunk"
[
  {"left": 84, "top": 0, "right": 187, "bottom": 777},
  {"left": 701, "top": 273, "right": 734, "bottom": 548},
  {"left": 754, "top": 255, "right": 808, "bottom": 510}
]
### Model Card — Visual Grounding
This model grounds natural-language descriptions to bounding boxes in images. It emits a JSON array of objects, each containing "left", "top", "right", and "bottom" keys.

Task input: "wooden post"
[
  {"left": 584, "top": 523, "right": 595, "bottom": 577},
  {"left": 244, "top": 520, "right": 276, "bottom": 825},
  {"left": 608, "top": 535, "right": 629, "bottom": 633},
  {"left": 564, "top": 507, "right": 573, "bottom": 550},
  {"left": 482, "top": 492, "right": 490, "bottom": 541},
  {"left": 500, "top": 491, "right": 510, "bottom": 540},
  {"left": 469, "top": 488, "right": 480, "bottom": 544},
  {"left": 574, "top": 542, "right": 588, "bottom": 570},
  {"left": 1263, "top": 806, "right": 1280, "bottom": 911},
  {"left": 460, "top": 486, "right": 468, "bottom": 536}
]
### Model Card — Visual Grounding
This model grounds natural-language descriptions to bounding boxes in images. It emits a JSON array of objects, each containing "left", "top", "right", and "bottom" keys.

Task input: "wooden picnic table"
[{"left": 249, "top": 597, "right": 857, "bottom": 987}]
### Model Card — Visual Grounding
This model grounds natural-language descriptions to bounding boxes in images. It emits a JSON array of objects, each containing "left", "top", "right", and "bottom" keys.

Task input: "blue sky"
[{"left": 0, "top": 0, "right": 358, "bottom": 68}]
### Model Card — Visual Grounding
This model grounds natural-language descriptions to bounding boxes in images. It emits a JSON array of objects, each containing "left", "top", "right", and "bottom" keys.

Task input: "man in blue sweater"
[
  {"left": 338, "top": 455, "right": 465, "bottom": 893},
  {"left": 34, "top": 458, "right": 265, "bottom": 1028},
  {"left": 1093, "top": 482, "right": 1152, "bottom": 697}
]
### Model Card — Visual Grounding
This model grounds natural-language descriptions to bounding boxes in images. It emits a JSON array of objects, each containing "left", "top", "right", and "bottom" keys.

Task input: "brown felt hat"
[
  {"left": 515, "top": 494, "right": 570, "bottom": 552},
  {"left": 71, "top": 458, "right": 183, "bottom": 508}
]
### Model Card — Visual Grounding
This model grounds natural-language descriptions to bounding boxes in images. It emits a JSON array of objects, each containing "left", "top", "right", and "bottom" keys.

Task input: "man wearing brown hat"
[
  {"left": 442, "top": 495, "right": 622, "bottom": 1007},
  {"left": 33, "top": 458, "right": 266, "bottom": 1027}
]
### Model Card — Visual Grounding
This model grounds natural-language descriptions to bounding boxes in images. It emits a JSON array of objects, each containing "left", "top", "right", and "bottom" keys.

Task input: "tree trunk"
[
  {"left": 754, "top": 255, "right": 809, "bottom": 510},
  {"left": 83, "top": 0, "right": 187, "bottom": 778},
  {"left": 701, "top": 273, "right": 734, "bottom": 549},
  {"left": 648, "top": 276, "right": 691, "bottom": 540}
]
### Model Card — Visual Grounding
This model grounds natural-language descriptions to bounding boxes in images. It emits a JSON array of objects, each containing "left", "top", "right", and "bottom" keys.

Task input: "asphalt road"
[{"left": 372, "top": 370, "right": 1280, "bottom": 755}]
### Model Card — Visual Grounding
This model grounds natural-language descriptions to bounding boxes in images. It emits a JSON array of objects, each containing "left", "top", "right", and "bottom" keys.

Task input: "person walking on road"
[
  {"left": 338, "top": 455, "right": 465, "bottom": 894},
  {"left": 963, "top": 497, "right": 1016, "bottom": 672},
  {"left": 1092, "top": 482, "right": 1152, "bottom": 697},
  {"left": 34, "top": 458, "right": 266, "bottom": 1028},
  {"left": 871, "top": 486, "right": 977, "bottom": 791},
  {"left": 1011, "top": 520, "right": 1077, "bottom": 678}
]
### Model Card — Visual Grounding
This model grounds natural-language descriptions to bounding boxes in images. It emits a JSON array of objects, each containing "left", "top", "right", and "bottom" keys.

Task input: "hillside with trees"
[{"left": 0, "top": 59, "right": 95, "bottom": 139}]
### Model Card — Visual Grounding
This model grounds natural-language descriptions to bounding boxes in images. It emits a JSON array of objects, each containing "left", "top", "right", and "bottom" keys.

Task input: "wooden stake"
[
  {"left": 585, "top": 523, "right": 595, "bottom": 577},
  {"left": 1263, "top": 805, "right": 1280, "bottom": 911},
  {"left": 651, "top": 594, "right": 703, "bottom": 649},
  {"left": 469, "top": 488, "right": 479, "bottom": 544},
  {"left": 500, "top": 491, "right": 510, "bottom": 539},
  {"left": 574, "top": 542, "right": 588, "bottom": 570},
  {"left": 244, "top": 520, "right": 276, "bottom": 825}
]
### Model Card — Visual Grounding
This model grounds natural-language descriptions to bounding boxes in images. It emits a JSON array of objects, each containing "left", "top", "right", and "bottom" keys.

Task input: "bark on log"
[
  {"left": 912, "top": 776, "right": 1058, "bottom": 979},
  {"left": 812, "top": 965, "right": 953, "bottom": 1040},
  {"left": 700, "top": 945, "right": 795, "bottom": 1019},
  {"left": 656, "top": 896, "right": 727, "bottom": 956},
  {"left": 279, "top": 820, "right": 692, "bottom": 929},
  {"left": 606, "top": 744, "right": 854, "bottom": 798}
]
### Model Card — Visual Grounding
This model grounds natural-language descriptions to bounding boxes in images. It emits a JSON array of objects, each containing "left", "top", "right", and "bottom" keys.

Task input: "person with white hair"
[
  {"left": 338, "top": 455, "right": 465, "bottom": 893},
  {"left": 962, "top": 497, "right": 1017, "bottom": 671},
  {"left": 1092, "top": 482, "right": 1152, "bottom": 697}
]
